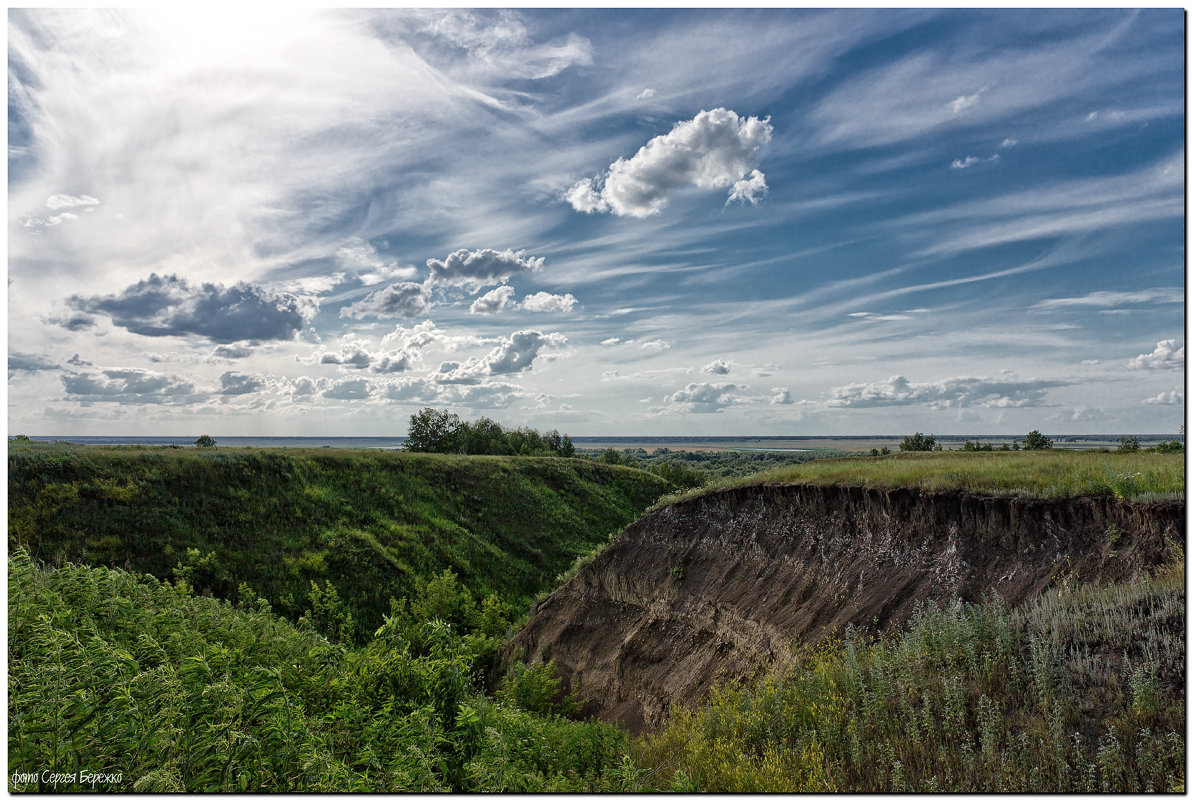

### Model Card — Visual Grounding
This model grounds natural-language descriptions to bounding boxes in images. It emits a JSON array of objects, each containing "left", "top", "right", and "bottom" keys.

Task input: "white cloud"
[
  {"left": 470, "top": 285, "right": 517, "bottom": 314},
  {"left": 951, "top": 153, "right": 999, "bottom": 169},
  {"left": 1001, "top": 138, "right": 1018, "bottom": 148},
  {"left": 1127, "top": 339, "right": 1184, "bottom": 370},
  {"left": 826, "top": 374, "right": 1067, "bottom": 409},
  {"left": 949, "top": 87, "right": 985, "bottom": 115},
  {"left": 521, "top": 291, "right": 577, "bottom": 313},
  {"left": 770, "top": 387, "right": 794, "bottom": 405},
  {"left": 663, "top": 381, "right": 744, "bottom": 413},
  {"left": 335, "top": 240, "right": 418, "bottom": 285},
  {"left": 600, "top": 337, "right": 623, "bottom": 346},
  {"left": 483, "top": 329, "right": 567, "bottom": 374},
  {"left": 1142, "top": 390, "right": 1183, "bottom": 405},
  {"left": 567, "top": 108, "right": 773, "bottom": 217},
  {"left": 726, "top": 169, "right": 768, "bottom": 206},
  {"left": 702, "top": 359, "right": 731, "bottom": 375},
  {"left": 426, "top": 248, "right": 543, "bottom": 290},
  {"left": 639, "top": 339, "right": 670, "bottom": 352},
  {"left": 635, "top": 88, "right": 657, "bottom": 100},
  {"left": 340, "top": 282, "right": 431, "bottom": 319},
  {"left": 1032, "top": 288, "right": 1183, "bottom": 310},
  {"left": 46, "top": 193, "right": 99, "bottom": 210}
]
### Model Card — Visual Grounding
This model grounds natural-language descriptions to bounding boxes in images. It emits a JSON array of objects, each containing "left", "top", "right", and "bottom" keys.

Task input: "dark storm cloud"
[{"left": 67, "top": 273, "right": 318, "bottom": 343}]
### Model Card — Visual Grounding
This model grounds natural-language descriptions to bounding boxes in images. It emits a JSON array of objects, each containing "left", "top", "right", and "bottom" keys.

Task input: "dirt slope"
[{"left": 508, "top": 484, "right": 1184, "bottom": 732}]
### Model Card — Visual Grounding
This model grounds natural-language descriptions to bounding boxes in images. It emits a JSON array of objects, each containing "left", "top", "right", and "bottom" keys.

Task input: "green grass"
[
  {"left": 633, "top": 558, "right": 1186, "bottom": 792},
  {"left": 8, "top": 443, "right": 672, "bottom": 640},
  {"left": 652, "top": 450, "right": 1185, "bottom": 509}
]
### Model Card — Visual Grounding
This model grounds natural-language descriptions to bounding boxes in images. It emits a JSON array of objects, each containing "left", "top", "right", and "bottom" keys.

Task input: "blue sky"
[{"left": 7, "top": 8, "right": 1185, "bottom": 436}]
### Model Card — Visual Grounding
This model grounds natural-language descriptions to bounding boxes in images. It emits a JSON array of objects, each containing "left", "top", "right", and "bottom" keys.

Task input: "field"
[{"left": 7, "top": 441, "right": 1185, "bottom": 792}]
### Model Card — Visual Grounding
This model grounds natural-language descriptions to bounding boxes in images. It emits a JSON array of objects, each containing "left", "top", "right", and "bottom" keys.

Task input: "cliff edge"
[{"left": 508, "top": 484, "right": 1184, "bottom": 732}]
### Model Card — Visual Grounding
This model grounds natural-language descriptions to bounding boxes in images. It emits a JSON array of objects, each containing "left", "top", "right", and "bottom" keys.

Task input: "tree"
[
  {"left": 405, "top": 408, "right": 462, "bottom": 453},
  {"left": 194, "top": 434, "right": 217, "bottom": 448},
  {"left": 1117, "top": 435, "right": 1140, "bottom": 453},
  {"left": 900, "top": 432, "right": 937, "bottom": 452},
  {"left": 1022, "top": 430, "right": 1053, "bottom": 450}
]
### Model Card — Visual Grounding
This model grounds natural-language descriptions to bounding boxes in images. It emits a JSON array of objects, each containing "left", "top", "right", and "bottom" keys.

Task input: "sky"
[{"left": 6, "top": 8, "right": 1186, "bottom": 436}]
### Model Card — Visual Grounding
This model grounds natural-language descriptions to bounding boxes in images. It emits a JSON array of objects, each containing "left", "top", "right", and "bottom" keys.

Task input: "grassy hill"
[{"left": 8, "top": 442, "right": 672, "bottom": 639}]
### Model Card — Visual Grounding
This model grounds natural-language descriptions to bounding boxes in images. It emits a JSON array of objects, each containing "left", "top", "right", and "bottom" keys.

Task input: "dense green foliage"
[
  {"left": 634, "top": 563, "right": 1186, "bottom": 792},
  {"left": 1023, "top": 429, "right": 1054, "bottom": 450},
  {"left": 405, "top": 408, "right": 574, "bottom": 457},
  {"left": 584, "top": 446, "right": 852, "bottom": 489},
  {"left": 8, "top": 442, "right": 670, "bottom": 642},
  {"left": 8, "top": 550, "right": 632, "bottom": 792},
  {"left": 900, "top": 432, "right": 940, "bottom": 452}
]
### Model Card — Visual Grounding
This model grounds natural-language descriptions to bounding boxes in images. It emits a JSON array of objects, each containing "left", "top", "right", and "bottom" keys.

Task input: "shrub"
[
  {"left": 1023, "top": 430, "right": 1053, "bottom": 450},
  {"left": 900, "top": 432, "right": 938, "bottom": 452}
]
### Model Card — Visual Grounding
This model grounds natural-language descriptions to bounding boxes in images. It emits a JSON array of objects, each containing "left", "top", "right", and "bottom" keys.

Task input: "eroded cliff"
[{"left": 508, "top": 484, "right": 1184, "bottom": 732}]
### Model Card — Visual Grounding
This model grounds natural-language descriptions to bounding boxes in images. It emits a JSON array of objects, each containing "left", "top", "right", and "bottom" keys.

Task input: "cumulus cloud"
[
  {"left": 636, "top": 88, "right": 657, "bottom": 100},
  {"left": 702, "top": 359, "right": 731, "bottom": 375},
  {"left": 323, "top": 378, "right": 372, "bottom": 400},
  {"left": 66, "top": 353, "right": 92, "bottom": 367},
  {"left": 470, "top": 285, "right": 517, "bottom": 314},
  {"left": 726, "top": 169, "right": 767, "bottom": 206},
  {"left": 211, "top": 344, "right": 254, "bottom": 359},
  {"left": 566, "top": 108, "right": 773, "bottom": 217},
  {"left": 771, "top": 388, "right": 794, "bottom": 405},
  {"left": 313, "top": 333, "right": 418, "bottom": 373},
  {"left": 1142, "top": 390, "right": 1183, "bottom": 406},
  {"left": 664, "top": 381, "right": 743, "bottom": 413},
  {"left": 9, "top": 352, "right": 60, "bottom": 372},
  {"left": 639, "top": 339, "right": 670, "bottom": 352},
  {"left": 521, "top": 291, "right": 577, "bottom": 313},
  {"left": 219, "top": 371, "right": 266, "bottom": 395},
  {"left": 483, "top": 329, "right": 567, "bottom": 374},
  {"left": 68, "top": 273, "right": 318, "bottom": 343},
  {"left": 426, "top": 248, "right": 543, "bottom": 290},
  {"left": 340, "top": 282, "right": 431, "bottom": 319},
  {"left": 61, "top": 368, "right": 201, "bottom": 404},
  {"left": 600, "top": 337, "right": 623, "bottom": 346},
  {"left": 827, "top": 375, "right": 1066, "bottom": 409},
  {"left": 1127, "top": 339, "right": 1184, "bottom": 370}
]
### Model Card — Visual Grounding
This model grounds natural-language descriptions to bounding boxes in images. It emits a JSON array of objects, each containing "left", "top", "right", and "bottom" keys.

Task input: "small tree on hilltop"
[
  {"left": 195, "top": 434, "right": 217, "bottom": 448},
  {"left": 404, "top": 408, "right": 462, "bottom": 453},
  {"left": 900, "top": 432, "right": 937, "bottom": 452},
  {"left": 1022, "top": 430, "right": 1053, "bottom": 450}
]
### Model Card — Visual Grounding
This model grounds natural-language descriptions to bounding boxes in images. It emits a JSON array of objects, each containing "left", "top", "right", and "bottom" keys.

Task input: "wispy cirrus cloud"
[{"left": 826, "top": 374, "right": 1067, "bottom": 409}]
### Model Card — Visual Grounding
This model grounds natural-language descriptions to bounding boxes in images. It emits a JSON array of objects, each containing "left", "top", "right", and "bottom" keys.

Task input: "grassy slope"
[
  {"left": 8, "top": 550, "right": 630, "bottom": 792},
  {"left": 633, "top": 559, "right": 1186, "bottom": 792},
  {"left": 656, "top": 450, "right": 1185, "bottom": 507},
  {"left": 8, "top": 443, "right": 671, "bottom": 635}
]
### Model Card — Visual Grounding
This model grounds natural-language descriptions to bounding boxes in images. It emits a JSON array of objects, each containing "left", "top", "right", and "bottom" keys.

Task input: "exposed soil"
[{"left": 507, "top": 484, "right": 1184, "bottom": 732}]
